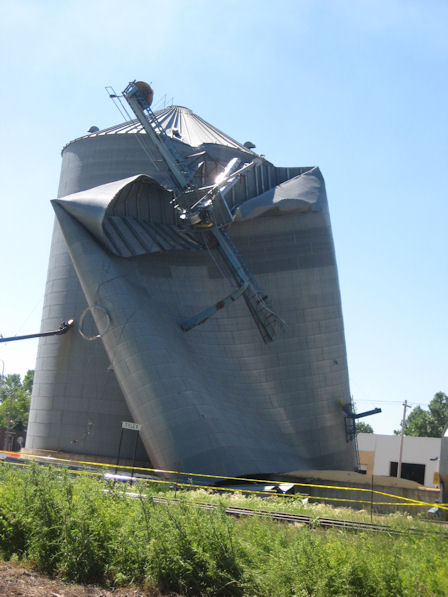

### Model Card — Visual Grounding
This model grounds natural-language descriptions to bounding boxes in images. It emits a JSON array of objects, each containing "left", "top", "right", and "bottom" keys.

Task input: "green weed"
[{"left": 0, "top": 464, "right": 446, "bottom": 596}]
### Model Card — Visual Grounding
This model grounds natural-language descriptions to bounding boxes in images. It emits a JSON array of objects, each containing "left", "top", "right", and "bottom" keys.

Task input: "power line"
[{"left": 355, "top": 400, "right": 423, "bottom": 406}]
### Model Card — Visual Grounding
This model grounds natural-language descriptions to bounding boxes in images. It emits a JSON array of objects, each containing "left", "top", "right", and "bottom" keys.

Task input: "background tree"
[
  {"left": 394, "top": 392, "right": 448, "bottom": 437},
  {"left": 0, "top": 370, "right": 34, "bottom": 429},
  {"left": 355, "top": 421, "right": 373, "bottom": 434}
]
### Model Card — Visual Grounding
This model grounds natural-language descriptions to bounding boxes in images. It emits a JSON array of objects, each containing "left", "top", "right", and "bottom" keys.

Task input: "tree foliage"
[
  {"left": 395, "top": 392, "right": 448, "bottom": 438},
  {"left": 356, "top": 421, "right": 373, "bottom": 434},
  {"left": 0, "top": 370, "right": 34, "bottom": 429}
]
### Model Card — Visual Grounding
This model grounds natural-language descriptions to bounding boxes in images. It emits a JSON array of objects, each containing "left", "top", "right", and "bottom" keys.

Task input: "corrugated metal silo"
[{"left": 26, "top": 103, "right": 356, "bottom": 477}]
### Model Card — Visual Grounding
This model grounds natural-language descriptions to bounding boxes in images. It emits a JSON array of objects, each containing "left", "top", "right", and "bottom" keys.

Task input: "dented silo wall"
[{"left": 27, "top": 107, "right": 355, "bottom": 476}]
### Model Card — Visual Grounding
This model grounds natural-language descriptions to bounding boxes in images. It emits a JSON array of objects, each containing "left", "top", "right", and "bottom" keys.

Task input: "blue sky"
[{"left": 0, "top": 0, "right": 446, "bottom": 435}]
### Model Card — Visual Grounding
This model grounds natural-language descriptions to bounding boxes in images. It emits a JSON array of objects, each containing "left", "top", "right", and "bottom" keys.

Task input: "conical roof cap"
[{"left": 64, "top": 105, "right": 252, "bottom": 153}]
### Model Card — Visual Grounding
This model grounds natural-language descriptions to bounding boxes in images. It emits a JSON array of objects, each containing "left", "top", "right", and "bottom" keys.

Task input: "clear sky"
[{"left": 0, "top": 0, "right": 446, "bottom": 435}]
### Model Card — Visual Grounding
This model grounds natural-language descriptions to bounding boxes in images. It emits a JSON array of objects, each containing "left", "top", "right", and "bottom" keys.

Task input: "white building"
[{"left": 357, "top": 433, "right": 441, "bottom": 488}]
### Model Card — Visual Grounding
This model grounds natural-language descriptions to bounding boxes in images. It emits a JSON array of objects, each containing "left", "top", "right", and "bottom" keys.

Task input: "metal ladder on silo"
[{"left": 122, "top": 82, "right": 196, "bottom": 193}]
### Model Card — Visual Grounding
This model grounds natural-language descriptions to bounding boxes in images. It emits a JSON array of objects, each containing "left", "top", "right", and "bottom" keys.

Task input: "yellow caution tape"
[{"left": 2, "top": 450, "right": 446, "bottom": 511}]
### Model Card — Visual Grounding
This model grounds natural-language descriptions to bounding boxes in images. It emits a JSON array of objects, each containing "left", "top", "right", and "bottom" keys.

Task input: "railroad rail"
[
  {"left": 3, "top": 457, "right": 446, "bottom": 535},
  {"left": 148, "top": 496, "right": 446, "bottom": 536}
]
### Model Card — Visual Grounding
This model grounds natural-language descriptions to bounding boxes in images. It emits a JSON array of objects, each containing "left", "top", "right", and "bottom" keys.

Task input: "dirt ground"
[{"left": 0, "top": 561, "right": 174, "bottom": 597}]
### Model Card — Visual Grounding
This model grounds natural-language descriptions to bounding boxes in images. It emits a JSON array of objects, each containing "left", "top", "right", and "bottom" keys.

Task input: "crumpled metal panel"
[
  {"left": 234, "top": 167, "right": 324, "bottom": 221},
  {"left": 53, "top": 174, "right": 201, "bottom": 257},
  {"left": 53, "top": 196, "right": 353, "bottom": 477},
  {"left": 102, "top": 217, "right": 200, "bottom": 257}
]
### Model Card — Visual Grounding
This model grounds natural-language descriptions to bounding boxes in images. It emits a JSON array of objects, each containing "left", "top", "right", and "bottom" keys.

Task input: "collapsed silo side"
[
  {"left": 26, "top": 112, "right": 258, "bottom": 462},
  {"left": 49, "top": 168, "right": 354, "bottom": 476},
  {"left": 27, "top": 107, "right": 356, "bottom": 475}
]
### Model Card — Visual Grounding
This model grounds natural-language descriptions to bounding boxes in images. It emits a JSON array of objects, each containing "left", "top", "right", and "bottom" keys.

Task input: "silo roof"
[{"left": 64, "top": 105, "right": 252, "bottom": 153}]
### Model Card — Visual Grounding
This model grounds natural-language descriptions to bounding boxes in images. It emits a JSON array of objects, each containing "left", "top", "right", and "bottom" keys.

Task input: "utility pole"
[{"left": 397, "top": 400, "right": 412, "bottom": 479}]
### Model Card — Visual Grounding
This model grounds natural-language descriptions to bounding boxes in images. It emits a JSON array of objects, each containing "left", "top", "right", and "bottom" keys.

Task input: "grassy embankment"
[{"left": 0, "top": 464, "right": 447, "bottom": 596}]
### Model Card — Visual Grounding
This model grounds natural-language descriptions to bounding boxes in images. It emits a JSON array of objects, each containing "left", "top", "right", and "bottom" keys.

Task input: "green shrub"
[
  {"left": 0, "top": 464, "right": 446, "bottom": 596},
  {"left": 144, "top": 501, "right": 244, "bottom": 596}
]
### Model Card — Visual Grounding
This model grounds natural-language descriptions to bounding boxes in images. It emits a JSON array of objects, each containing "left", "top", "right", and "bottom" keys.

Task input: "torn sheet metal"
[
  {"left": 234, "top": 167, "right": 324, "bottom": 221},
  {"left": 53, "top": 175, "right": 201, "bottom": 257}
]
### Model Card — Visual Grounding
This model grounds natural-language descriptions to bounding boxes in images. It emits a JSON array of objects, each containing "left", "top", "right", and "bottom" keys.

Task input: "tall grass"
[{"left": 0, "top": 464, "right": 446, "bottom": 596}]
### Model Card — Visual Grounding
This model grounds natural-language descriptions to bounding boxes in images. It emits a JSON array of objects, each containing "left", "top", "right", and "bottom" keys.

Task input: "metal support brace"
[
  {"left": 181, "top": 281, "right": 249, "bottom": 332},
  {"left": 0, "top": 320, "right": 74, "bottom": 343},
  {"left": 180, "top": 226, "right": 252, "bottom": 331},
  {"left": 343, "top": 406, "right": 382, "bottom": 419}
]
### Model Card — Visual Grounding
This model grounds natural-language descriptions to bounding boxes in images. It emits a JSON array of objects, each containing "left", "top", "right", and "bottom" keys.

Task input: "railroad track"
[
  {"left": 149, "top": 496, "right": 430, "bottom": 535},
  {"left": 9, "top": 457, "right": 441, "bottom": 536}
]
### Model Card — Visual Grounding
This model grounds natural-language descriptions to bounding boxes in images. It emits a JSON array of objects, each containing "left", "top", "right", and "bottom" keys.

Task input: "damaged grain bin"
[{"left": 26, "top": 81, "right": 356, "bottom": 478}]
